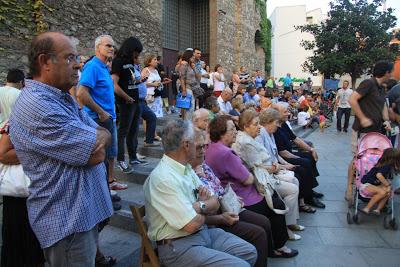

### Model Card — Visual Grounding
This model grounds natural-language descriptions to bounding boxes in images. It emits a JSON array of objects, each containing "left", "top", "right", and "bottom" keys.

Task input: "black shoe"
[
  {"left": 343, "top": 129, "right": 348, "bottom": 133},
  {"left": 306, "top": 197, "right": 326, "bottom": 209},
  {"left": 113, "top": 202, "right": 122, "bottom": 211},
  {"left": 312, "top": 190, "right": 324, "bottom": 198},
  {"left": 111, "top": 194, "right": 121, "bottom": 202}
]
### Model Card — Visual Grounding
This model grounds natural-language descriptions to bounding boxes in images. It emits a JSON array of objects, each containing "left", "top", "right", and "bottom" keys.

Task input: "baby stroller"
[{"left": 347, "top": 132, "right": 398, "bottom": 229}]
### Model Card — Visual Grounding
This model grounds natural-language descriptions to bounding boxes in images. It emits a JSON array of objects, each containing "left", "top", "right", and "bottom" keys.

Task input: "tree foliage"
[
  {"left": 255, "top": 0, "right": 272, "bottom": 75},
  {"left": 296, "top": 0, "right": 397, "bottom": 87}
]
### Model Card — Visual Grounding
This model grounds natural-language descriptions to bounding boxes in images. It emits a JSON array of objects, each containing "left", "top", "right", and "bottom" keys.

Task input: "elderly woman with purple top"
[{"left": 205, "top": 116, "right": 298, "bottom": 258}]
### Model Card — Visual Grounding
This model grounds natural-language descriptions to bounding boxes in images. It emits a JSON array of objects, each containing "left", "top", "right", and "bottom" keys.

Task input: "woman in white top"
[
  {"left": 213, "top": 64, "right": 225, "bottom": 97},
  {"left": 142, "top": 55, "right": 163, "bottom": 118}
]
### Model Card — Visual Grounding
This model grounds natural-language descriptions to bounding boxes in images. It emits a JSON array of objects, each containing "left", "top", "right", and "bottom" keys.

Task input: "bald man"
[{"left": 9, "top": 32, "right": 113, "bottom": 266}]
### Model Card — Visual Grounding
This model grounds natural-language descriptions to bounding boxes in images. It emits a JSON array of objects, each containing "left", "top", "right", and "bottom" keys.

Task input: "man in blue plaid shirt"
[{"left": 9, "top": 32, "right": 113, "bottom": 266}]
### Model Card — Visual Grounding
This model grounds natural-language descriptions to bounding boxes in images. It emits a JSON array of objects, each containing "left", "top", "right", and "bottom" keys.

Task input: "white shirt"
[
  {"left": 213, "top": 73, "right": 225, "bottom": 92},
  {"left": 0, "top": 85, "right": 20, "bottom": 129},
  {"left": 297, "top": 111, "right": 310, "bottom": 127},
  {"left": 217, "top": 95, "right": 233, "bottom": 114},
  {"left": 336, "top": 88, "right": 353, "bottom": 108},
  {"left": 298, "top": 95, "right": 305, "bottom": 104},
  {"left": 200, "top": 69, "right": 209, "bottom": 84}
]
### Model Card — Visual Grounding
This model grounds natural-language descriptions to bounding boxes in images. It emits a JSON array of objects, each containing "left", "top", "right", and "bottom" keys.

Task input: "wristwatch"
[{"left": 199, "top": 201, "right": 206, "bottom": 214}]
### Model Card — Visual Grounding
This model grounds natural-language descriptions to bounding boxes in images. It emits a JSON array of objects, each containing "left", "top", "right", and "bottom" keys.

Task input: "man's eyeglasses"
[
  {"left": 196, "top": 144, "right": 208, "bottom": 151},
  {"left": 66, "top": 54, "right": 81, "bottom": 64},
  {"left": 103, "top": 44, "right": 115, "bottom": 49}
]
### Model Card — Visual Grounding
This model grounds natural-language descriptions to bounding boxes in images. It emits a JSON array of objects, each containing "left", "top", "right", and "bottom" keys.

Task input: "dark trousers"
[
  {"left": 117, "top": 102, "right": 140, "bottom": 161},
  {"left": 283, "top": 151, "right": 319, "bottom": 200},
  {"left": 221, "top": 210, "right": 271, "bottom": 266},
  {"left": 199, "top": 83, "right": 210, "bottom": 108},
  {"left": 336, "top": 107, "right": 351, "bottom": 131},
  {"left": 245, "top": 198, "right": 288, "bottom": 250},
  {"left": 139, "top": 100, "right": 157, "bottom": 144}
]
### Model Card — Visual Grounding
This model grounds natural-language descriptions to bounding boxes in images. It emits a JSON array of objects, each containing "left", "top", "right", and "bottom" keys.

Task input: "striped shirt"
[{"left": 9, "top": 79, "right": 113, "bottom": 248}]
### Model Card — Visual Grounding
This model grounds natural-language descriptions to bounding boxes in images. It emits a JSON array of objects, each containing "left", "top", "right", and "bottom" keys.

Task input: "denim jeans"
[
  {"left": 139, "top": 100, "right": 157, "bottom": 144},
  {"left": 43, "top": 226, "right": 98, "bottom": 267},
  {"left": 117, "top": 102, "right": 140, "bottom": 161}
]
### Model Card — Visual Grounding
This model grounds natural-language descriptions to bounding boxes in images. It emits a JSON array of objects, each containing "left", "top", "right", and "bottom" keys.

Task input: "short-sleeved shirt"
[
  {"left": 361, "top": 165, "right": 391, "bottom": 185},
  {"left": 80, "top": 56, "right": 116, "bottom": 119},
  {"left": 352, "top": 78, "right": 386, "bottom": 133},
  {"left": 274, "top": 122, "right": 297, "bottom": 153},
  {"left": 297, "top": 111, "right": 310, "bottom": 126},
  {"left": 9, "top": 79, "right": 113, "bottom": 248},
  {"left": 336, "top": 88, "right": 353, "bottom": 109},
  {"left": 111, "top": 57, "right": 139, "bottom": 103},
  {"left": 387, "top": 83, "right": 400, "bottom": 114},
  {"left": 205, "top": 141, "right": 263, "bottom": 206},
  {"left": 144, "top": 155, "right": 202, "bottom": 241},
  {"left": 283, "top": 76, "right": 292, "bottom": 87},
  {"left": 0, "top": 85, "right": 20, "bottom": 129}
]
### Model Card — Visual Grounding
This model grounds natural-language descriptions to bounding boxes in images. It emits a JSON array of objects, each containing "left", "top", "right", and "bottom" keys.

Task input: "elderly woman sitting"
[
  {"left": 205, "top": 116, "right": 298, "bottom": 258},
  {"left": 257, "top": 108, "right": 317, "bottom": 215},
  {"left": 232, "top": 110, "right": 303, "bottom": 240},
  {"left": 190, "top": 129, "right": 272, "bottom": 267}
]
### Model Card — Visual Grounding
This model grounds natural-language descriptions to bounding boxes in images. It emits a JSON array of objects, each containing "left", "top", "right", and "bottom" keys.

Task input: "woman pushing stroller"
[{"left": 360, "top": 148, "right": 400, "bottom": 215}]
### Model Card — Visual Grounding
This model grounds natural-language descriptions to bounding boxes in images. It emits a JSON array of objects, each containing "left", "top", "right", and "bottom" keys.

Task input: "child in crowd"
[
  {"left": 319, "top": 111, "right": 326, "bottom": 133},
  {"left": 297, "top": 106, "right": 310, "bottom": 128},
  {"left": 361, "top": 148, "right": 400, "bottom": 215}
]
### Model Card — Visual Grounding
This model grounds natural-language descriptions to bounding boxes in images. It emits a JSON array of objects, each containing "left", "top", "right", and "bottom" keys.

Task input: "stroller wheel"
[
  {"left": 390, "top": 218, "right": 398, "bottom": 230},
  {"left": 384, "top": 216, "right": 390, "bottom": 229},
  {"left": 347, "top": 212, "right": 353, "bottom": 224},
  {"left": 353, "top": 214, "right": 360, "bottom": 224}
]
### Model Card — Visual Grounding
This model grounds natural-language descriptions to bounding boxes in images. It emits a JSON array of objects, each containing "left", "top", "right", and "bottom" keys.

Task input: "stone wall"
[
  {"left": 214, "top": 0, "right": 265, "bottom": 78},
  {"left": 0, "top": 0, "right": 163, "bottom": 80}
]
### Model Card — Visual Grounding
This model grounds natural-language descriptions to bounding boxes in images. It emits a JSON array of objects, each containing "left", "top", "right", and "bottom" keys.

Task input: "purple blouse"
[{"left": 205, "top": 141, "right": 263, "bottom": 206}]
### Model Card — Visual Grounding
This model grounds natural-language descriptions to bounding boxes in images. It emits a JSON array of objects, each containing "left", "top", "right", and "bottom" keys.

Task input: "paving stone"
[
  {"left": 359, "top": 248, "right": 400, "bottom": 267},
  {"left": 318, "top": 200, "right": 349, "bottom": 213},
  {"left": 317, "top": 227, "right": 388, "bottom": 248},
  {"left": 376, "top": 227, "right": 400, "bottom": 248},
  {"left": 287, "top": 226, "right": 323, "bottom": 246},
  {"left": 289, "top": 245, "right": 368, "bottom": 267},
  {"left": 298, "top": 212, "right": 343, "bottom": 227}
]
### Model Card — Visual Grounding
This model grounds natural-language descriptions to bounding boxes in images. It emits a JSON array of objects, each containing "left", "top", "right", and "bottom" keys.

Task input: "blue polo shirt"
[
  {"left": 283, "top": 76, "right": 292, "bottom": 87},
  {"left": 80, "top": 56, "right": 116, "bottom": 119}
]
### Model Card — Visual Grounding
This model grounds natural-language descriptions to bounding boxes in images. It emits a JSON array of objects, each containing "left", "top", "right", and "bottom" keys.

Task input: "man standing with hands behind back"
[{"left": 9, "top": 32, "right": 113, "bottom": 266}]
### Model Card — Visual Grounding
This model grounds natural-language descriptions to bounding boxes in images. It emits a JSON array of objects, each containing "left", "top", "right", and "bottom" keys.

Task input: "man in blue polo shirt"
[
  {"left": 283, "top": 73, "right": 293, "bottom": 93},
  {"left": 77, "top": 34, "right": 128, "bottom": 192}
]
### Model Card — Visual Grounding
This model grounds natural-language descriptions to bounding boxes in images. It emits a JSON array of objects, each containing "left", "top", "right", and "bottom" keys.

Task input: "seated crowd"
[{"left": 143, "top": 95, "right": 327, "bottom": 266}]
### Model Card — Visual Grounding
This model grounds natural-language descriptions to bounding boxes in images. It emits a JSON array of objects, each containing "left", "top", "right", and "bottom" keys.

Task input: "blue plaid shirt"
[{"left": 9, "top": 80, "right": 113, "bottom": 248}]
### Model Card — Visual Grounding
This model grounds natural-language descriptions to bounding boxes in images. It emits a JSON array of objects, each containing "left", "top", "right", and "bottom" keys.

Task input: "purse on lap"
[
  {"left": 220, "top": 183, "right": 242, "bottom": 214},
  {"left": 0, "top": 163, "right": 30, "bottom": 197}
]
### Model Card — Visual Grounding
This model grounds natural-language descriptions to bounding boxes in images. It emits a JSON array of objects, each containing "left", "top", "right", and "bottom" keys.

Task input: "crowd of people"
[{"left": 0, "top": 29, "right": 398, "bottom": 267}]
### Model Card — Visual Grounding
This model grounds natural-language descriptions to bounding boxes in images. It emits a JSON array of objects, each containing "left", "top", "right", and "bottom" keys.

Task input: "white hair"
[
  {"left": 95, "top": 34, "right": 114, "bottom": 50},
  {"left": 162, "top": 120, "right": 195, "bottom": 152}
]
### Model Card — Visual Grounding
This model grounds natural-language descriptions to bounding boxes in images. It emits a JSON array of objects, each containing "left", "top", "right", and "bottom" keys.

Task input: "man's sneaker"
[
  {"left": 109, "top": 179, "right": 128, "bottom": 190},
  {"left": 144, "top": 141, "right": 161, "bottom": 147},
  {"left": 110, "top": 190, "right": 117, "bottom": 197},
  {"left": 129, "top": 159, "right": 149, "bottom": 166},
  {"left": 136, "top": 153, "right": 146, "bottom": 160},
  {"left": 117, "top": 161, "right": 134, "bottom": 174}
]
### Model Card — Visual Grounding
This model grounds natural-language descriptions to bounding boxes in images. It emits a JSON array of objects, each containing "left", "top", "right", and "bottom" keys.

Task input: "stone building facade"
[{"left": 0, "top": 0, "right": 265, "bottom": 80}]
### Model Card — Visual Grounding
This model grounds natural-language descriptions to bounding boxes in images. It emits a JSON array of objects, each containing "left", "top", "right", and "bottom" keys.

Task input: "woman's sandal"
[
  {"left": 95, "top": 256, "right": 117, "bottom": 267},
  {"left": 299, "top": 205, "right": 316, "bottom": 213}
]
